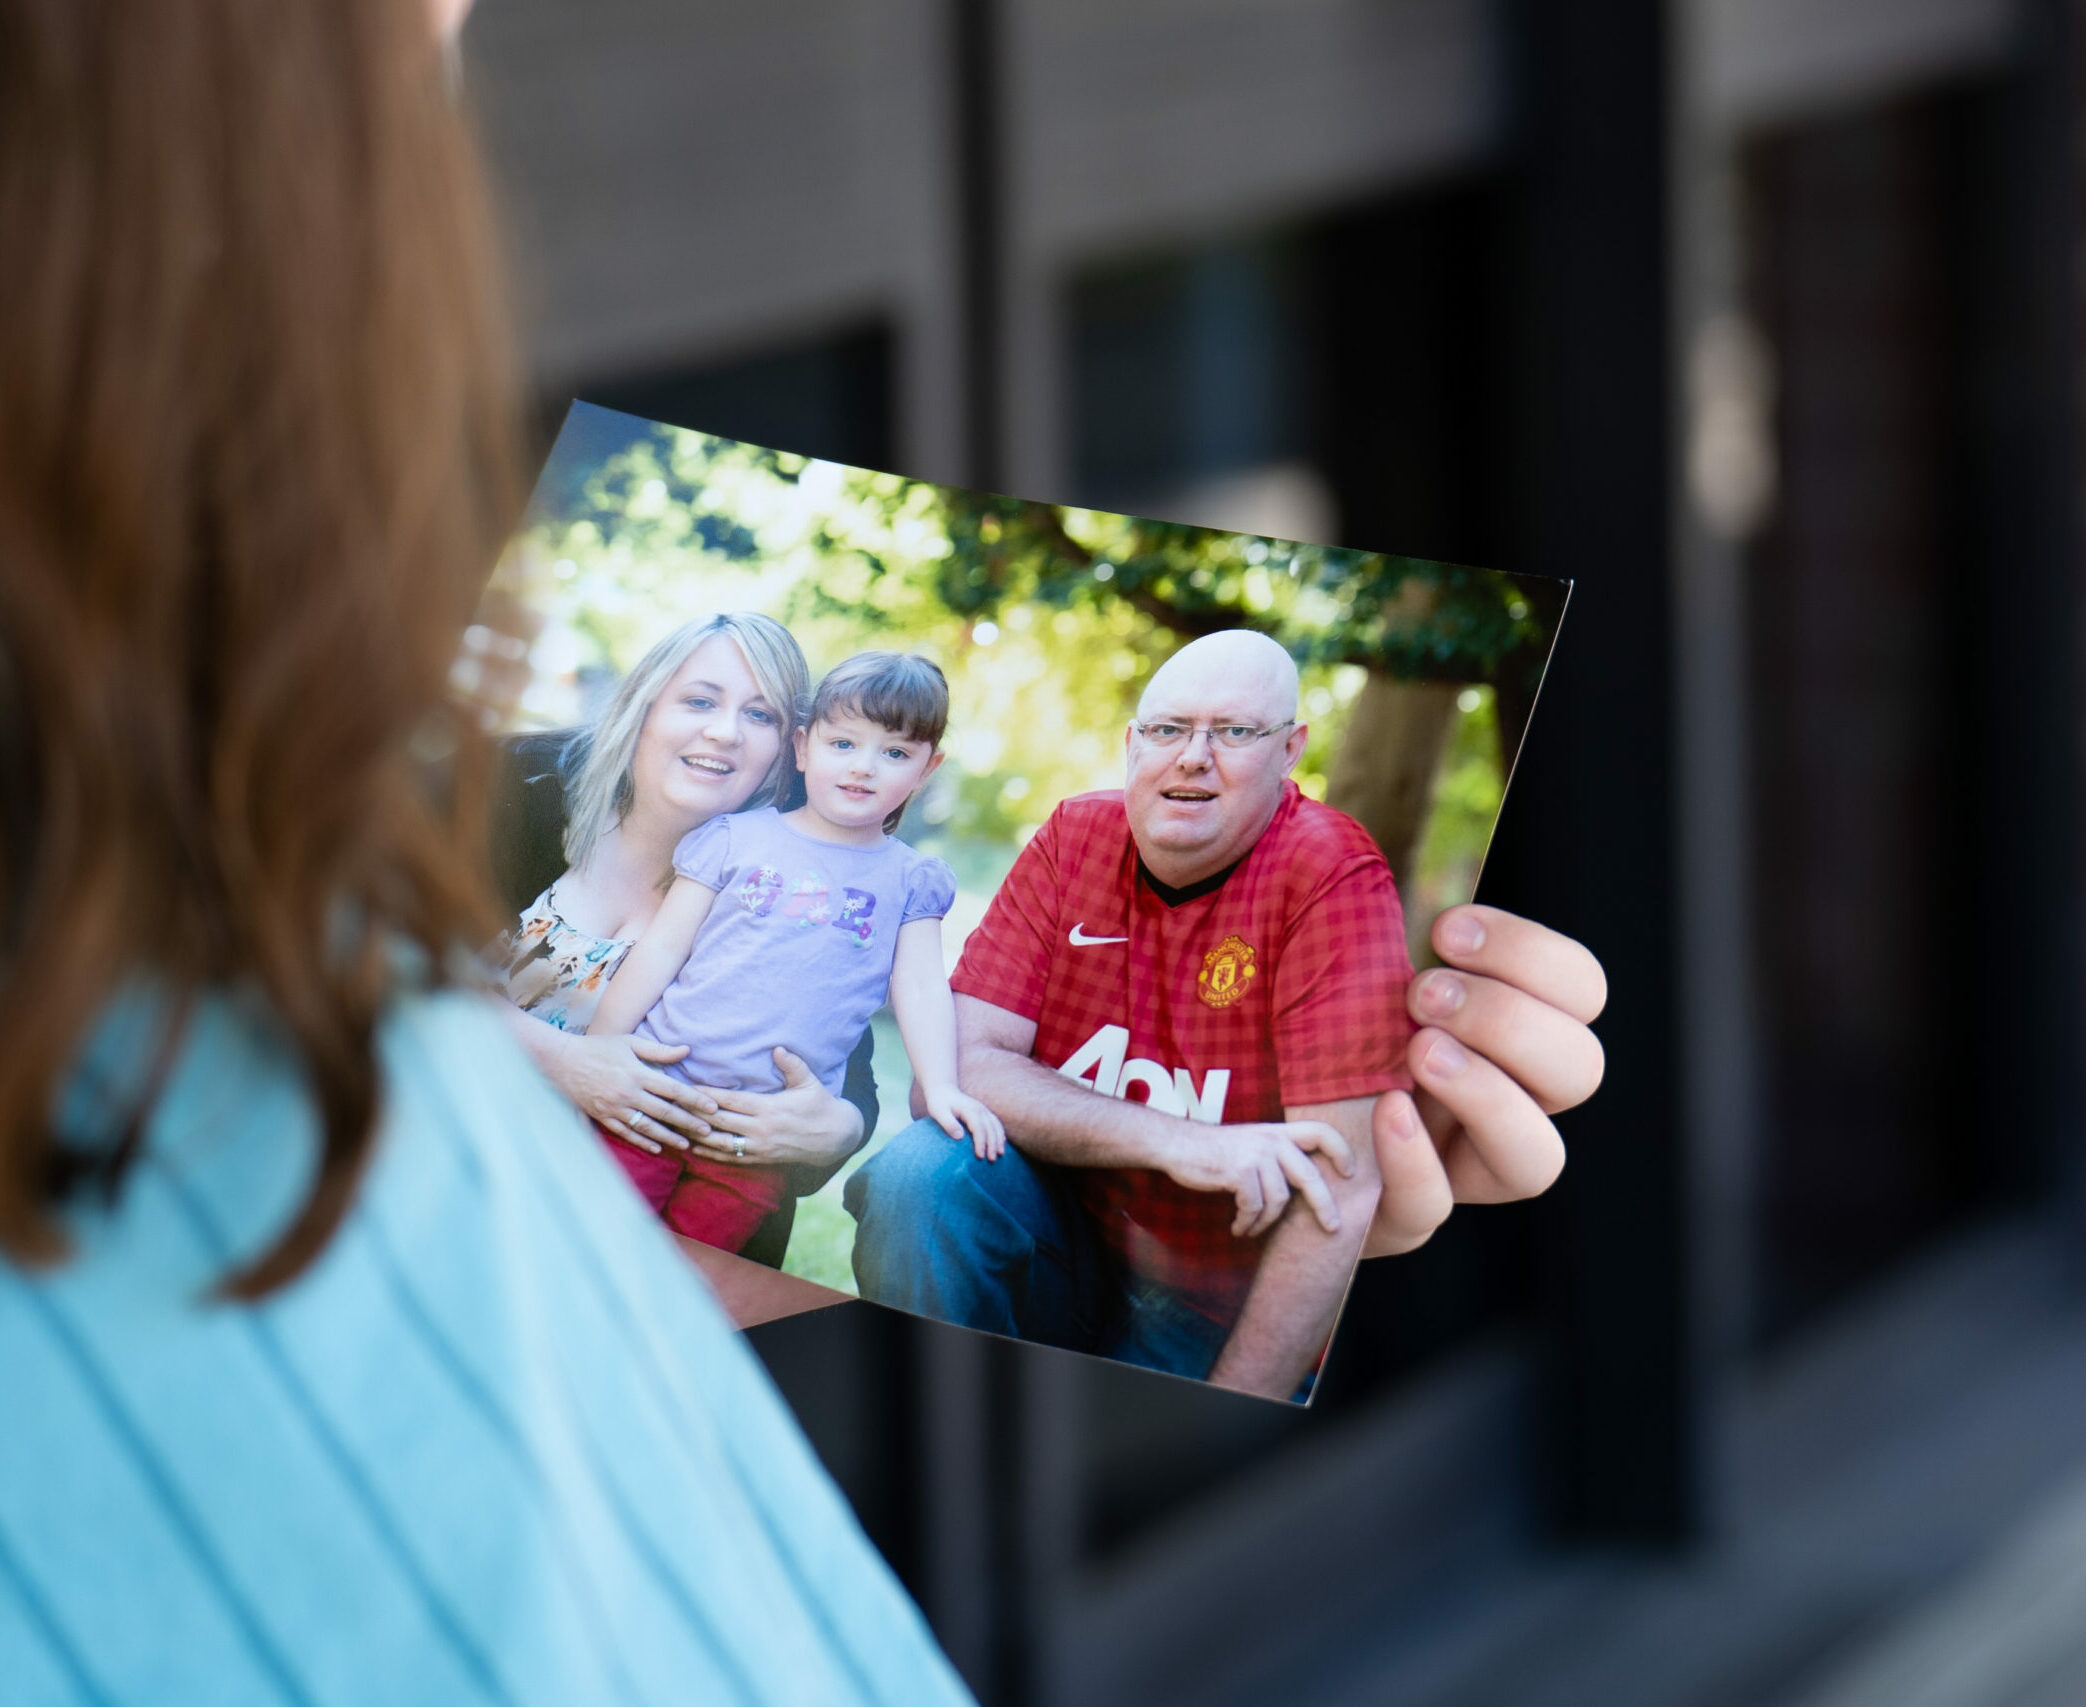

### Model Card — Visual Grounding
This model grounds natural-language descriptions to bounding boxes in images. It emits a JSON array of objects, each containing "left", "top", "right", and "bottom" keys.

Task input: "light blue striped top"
[{"left": 0, "top": 989, "right": 973, "bottom": 1707}]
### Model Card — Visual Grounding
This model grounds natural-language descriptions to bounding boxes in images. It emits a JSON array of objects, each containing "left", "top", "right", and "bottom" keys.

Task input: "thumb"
[{"left": 772, "top": 1046, "right": 816, "bottom": 1088}]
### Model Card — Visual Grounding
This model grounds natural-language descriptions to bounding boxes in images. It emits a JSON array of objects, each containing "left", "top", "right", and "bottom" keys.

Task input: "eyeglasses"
[{"left": 1129, "top": 719, "right": 1296, "bottom": 751}]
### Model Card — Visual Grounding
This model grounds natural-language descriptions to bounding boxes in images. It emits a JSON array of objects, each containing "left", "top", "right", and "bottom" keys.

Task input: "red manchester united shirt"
[{"left": 950, "top": 781, "right": 1414, "bottom": 1321}]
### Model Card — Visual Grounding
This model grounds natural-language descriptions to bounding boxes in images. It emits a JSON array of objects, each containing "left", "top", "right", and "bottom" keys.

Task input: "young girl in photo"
[{"left": 590, "top": 650, "right": 1004, "bottom": 1253}]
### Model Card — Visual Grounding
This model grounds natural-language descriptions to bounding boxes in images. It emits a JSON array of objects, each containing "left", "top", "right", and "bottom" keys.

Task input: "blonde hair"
[{"left": 561, "top": 613, "right": 809, "bottom": 866}]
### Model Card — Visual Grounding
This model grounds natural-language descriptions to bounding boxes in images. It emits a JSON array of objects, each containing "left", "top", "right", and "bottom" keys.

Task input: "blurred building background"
[{"left": 463, "top": 3, "right": 2086, "bottom": 1702}]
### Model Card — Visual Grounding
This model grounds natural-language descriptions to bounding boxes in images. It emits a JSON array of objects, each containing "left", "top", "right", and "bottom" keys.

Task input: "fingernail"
[
  {"left": 1389, "top": 1096, "right": 1422, "bottom": 1141},
  {"left": 1420, "top": 1033, "right": 1470, "bottom": 1078},
  {"left": 1438, "top": 911, "right": 1485, "bottom": 958},
  {"left": 1418, "top": 970, "right": 1466, "bottom": 1018}
]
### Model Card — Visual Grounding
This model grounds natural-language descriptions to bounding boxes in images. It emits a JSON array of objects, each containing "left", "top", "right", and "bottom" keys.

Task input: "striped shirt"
[{"left": 0, "top": 990, "right": 971, "bottom": 1707}]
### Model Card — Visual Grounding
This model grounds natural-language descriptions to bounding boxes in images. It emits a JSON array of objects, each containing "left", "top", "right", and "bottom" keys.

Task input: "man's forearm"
[
  {"left": 1206, "top": 1098, "right": 1382, "bottom": 1400},
  {"left": 960, "top": 1037, "right": 1198, "bottom": 1172}
]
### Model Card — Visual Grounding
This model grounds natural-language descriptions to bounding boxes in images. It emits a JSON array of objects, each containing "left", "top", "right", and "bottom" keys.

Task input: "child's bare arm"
[
  {"left": 588, "top": 877, "right": 718, "bottom": 1038},
  {"left": 890, "top": 917, "right": 1005, "bottom": 1158},
  {"left": 889, "top": 918, "right": 959, "bottom": 1091}
]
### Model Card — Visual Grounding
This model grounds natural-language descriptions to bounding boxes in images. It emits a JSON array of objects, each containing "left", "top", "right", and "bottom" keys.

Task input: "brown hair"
[
  {"left": 809, "top": 652, "right": 951, "bottom": 749},
  {"left": 0, "top": 1, "right": 521, "bottom": 1294}
]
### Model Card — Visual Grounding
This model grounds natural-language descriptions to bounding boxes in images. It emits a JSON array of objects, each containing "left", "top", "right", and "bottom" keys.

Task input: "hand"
[
  {"left": 547, "top": 1032, "right": 710, "bottom": 1156},
  {"left": 924, "top": 1086, "right": 1006, "bottom": 1161},
  {"left": 1160, "top": 1119, "right": 1356, "bottom": 1240},
  {"left": 1364, "top": 905, "right": 1606, "bottom": 1257},
  {"left": 682, "top": 1047, "right": 866, "bottom": 1171}
]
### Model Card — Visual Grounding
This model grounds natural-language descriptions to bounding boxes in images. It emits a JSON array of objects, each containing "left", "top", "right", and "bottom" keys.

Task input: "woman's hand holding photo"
[{"left": 1364, "top": 904, "right": 1607, "bottom": 1258}]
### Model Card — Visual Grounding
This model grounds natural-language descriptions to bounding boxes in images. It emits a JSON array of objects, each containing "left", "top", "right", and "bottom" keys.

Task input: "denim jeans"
[{"left": 844, "top": 1118, "right": 1231, "bottom": 1381}]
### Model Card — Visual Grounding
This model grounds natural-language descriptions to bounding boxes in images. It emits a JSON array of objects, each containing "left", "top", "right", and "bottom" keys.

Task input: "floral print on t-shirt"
[{"left": 501, "top": 884, "right": 632, "bottom": 1034}]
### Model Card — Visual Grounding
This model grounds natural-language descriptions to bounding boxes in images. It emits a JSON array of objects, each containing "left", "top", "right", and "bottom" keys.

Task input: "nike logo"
[{"left": 1069, "top": 924, "right": 1128, "bottom": 947}]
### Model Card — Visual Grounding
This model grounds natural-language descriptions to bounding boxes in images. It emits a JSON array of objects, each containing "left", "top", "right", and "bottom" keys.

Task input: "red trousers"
[{"left": 597, "top": 1122, "right": 787, "bottom": 1254}]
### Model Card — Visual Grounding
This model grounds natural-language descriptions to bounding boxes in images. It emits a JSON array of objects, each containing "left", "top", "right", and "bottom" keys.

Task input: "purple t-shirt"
[{"left": 634, "top": 807, "right": 958, "bottom": 1097}]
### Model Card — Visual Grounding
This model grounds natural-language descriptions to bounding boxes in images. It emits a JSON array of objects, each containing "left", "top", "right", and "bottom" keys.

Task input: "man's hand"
[
  {"left": 956, "top": 994, "right": 1361, "bottom": 1239},
  {"left": 1157, "top": 1118, "right": 1355, "bottom": 1240},
  {"left": 683, "top": 1046, "right": 866, "bottom": 1171},
  {"left": 1364, "top": 906, "right": 1606, "bottom": 1257},
  {"left": 1207, "top": 1096, "right": 1381, "bottom": 1399}
]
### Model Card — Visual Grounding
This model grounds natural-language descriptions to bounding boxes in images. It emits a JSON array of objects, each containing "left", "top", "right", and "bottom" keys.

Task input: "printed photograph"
[{"left": 469, "top": 401, "right": 1569, "bottom": 1402}]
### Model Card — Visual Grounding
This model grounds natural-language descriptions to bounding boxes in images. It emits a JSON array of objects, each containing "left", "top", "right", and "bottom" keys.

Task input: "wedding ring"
[{"left": 732, "top": 1138, "right": 746, "bottom": 1160}]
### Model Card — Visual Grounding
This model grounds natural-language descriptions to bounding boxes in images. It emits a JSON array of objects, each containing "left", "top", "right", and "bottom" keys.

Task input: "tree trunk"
[{"left": 1324, "top": 671, "right": 1460, "bottom": 889}]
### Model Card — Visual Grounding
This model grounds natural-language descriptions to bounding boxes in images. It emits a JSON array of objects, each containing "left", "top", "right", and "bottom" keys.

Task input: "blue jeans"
[{"left": 844, "top": 1119, "right": 1231, "bottom": 1381}]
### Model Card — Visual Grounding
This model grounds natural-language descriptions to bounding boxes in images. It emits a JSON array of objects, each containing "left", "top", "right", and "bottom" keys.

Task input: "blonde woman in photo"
[{"left": 498, "top": 612, "right": 868, "bottom": 1163}]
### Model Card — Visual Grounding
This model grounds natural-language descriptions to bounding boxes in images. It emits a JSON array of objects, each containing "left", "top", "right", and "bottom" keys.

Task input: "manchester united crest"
[{"left": 1197, "top": 934, "right": 1258, "bottom": 1008}]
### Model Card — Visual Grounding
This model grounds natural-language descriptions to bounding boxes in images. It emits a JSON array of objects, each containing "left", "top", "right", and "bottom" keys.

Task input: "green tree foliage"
[
  {"left": 525, "top": 418, "right": 1562, "bottom": 690},
  {"left": 929, "top": 488, "right": 1560, "bottom": 709},
  {"left": 507, "top": 420, "right": 1558, "bottom": 843}
]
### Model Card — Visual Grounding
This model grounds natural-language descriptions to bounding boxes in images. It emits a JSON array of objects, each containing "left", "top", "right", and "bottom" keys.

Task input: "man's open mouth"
[{"left": 1161, "top": 788, "right": 1217, "bottom": 802}]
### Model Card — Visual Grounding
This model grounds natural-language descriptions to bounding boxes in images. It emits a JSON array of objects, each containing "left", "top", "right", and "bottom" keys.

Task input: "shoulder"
[
  {"left": 510, "top": 883, "right": 559, "bottom": 942},
  {"left": 11, "top": 989, "right": 972, "bottom": 1706},
  {"left": 373, "top": 988, "right": 665, "bottom": 1247},
  {"left": 1281, "top": 785, "right": 1385, "bottom": 856},
  {"left": 672, "top": 808, "right": 756, "bottom": 874},
  {"left": 378, "top": 987, "right": 583, "bottom": 1132},
  {"left": 895, "top": 843, "right": 957, "bottom": 918},
  {"left": 1017, "top": 791, "right": 1128, "bottom": 872},
  {"left": 896, "top": 838, "right": 955, "bottom": 881},
  {"left": 1243, "top": 788, "right": 1399, "bottom": 944},
  {"left": 1266, "top": 786, "right": 1389, "bottom": 877},
  {"left": 1053, "top": 789, "right": 1129, "bottom": 835},
  {"left": 21, "top": 986, "right": 599, "bottom": 1305}
]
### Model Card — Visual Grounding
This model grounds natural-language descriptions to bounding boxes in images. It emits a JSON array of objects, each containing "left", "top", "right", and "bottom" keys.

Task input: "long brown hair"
[{"left": 0, "top": 0, "right": 521, "bottom": 1295}]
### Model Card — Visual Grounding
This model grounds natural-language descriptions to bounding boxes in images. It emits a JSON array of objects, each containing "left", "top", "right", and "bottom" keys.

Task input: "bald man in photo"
[{"left": 847, "top": 630, "right": 1434, "bottom": 1399}]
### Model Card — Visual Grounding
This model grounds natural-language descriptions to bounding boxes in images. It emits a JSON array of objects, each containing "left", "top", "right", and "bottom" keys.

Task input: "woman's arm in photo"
[
  {"left": 497, "top": 1004, "right": 708, "bottom": 1155},
  {"left": 590, "top": 876, "right": 718, "bottom": 1038}
]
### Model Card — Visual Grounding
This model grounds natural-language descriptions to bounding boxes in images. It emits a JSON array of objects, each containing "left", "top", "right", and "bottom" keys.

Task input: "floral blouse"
[{"left": 501, "top": 884, "right": 633, "bottom": 1035}]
